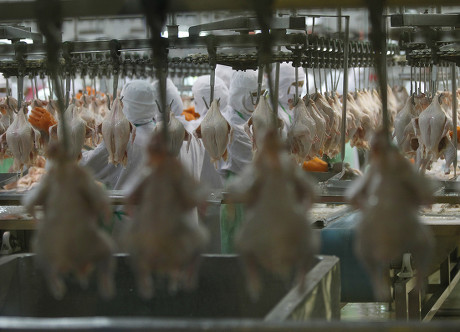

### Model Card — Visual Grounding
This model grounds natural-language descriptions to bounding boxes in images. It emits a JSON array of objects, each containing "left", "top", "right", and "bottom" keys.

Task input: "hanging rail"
[{"left": 0, "top": 0, "right": 459, "bottom": 21}]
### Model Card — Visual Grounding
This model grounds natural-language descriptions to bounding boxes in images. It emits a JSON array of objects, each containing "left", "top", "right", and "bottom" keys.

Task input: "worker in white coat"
[
  {"left": 151, "top": 77, "right": 187, "bottom": 125},
  {"left": 80, "top": 80, "right": 156, "bottom": 191},
  {"left": 215, "top": 64, "right": 232, "bottom": 89},
  {"left": 271, "top": 63, "right": 304, "bottom": 134},
  {"left": 189, "top": 75, "right": 229, "bottom": 132},
  {"left": 219, "top": 70, "right": 263, "bottom": 253},
  {"left": 190, "top": 75, "right": 229, "bottom": 190},
  {"left": 219, "top": 70, "right": 263, "bottom": 178}
]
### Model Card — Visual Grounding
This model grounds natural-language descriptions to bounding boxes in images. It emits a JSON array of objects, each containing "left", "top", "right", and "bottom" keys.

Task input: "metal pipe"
[
  {"left": 305, "top": 66, "right": 310, "bottom": 95},
  {"left": 452, "top": 63, "right": 458, "bottom": 177},
  {"left": 65, "top": 74, "right": 71, "bottom": 110},
  {"left": 33, "top": 75, "right": 39, "bottom": 99},
  {"left": 295, "top": 64, "right": 299, "bottom": 104},
  {"left": 275, "top": 61, "right": 280, "bottom": 116},
  {"left": 41, "top": 77, "right": 47, "bottom": 100},
  {"left": 47, "top": 75, "right": 53, "bottom": 99},
  {"left": 17, "top": 75, "right": 23, "bottom": 110},
  {"left": 341, "top": 16, "right": 349, "bottom": 164},
  {"left": 2, "top": 0, "right": 460, "bottom": 20},
  {"left": 210, "top": 66, "right": 215, "bottom": 102},
  {"left": 112, "top": 70, "right": 118, "bottom": 102},
  {"left": 256, "top": 65, "right": 264, "bottom": 104},
  {"left": 30, "top": 76, "right": 35, "bottom": 99},
  {"left": 5, "top": 76, "right": 9, "bottom": 96}
]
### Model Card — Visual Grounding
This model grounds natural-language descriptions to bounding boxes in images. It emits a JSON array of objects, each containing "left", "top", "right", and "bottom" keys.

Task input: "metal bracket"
[
  {"left": 188, "top": 16, "right": 306, "bottom": 37},
  {"left": 397, "top": 253, "right": 414, "bottom": 279}
]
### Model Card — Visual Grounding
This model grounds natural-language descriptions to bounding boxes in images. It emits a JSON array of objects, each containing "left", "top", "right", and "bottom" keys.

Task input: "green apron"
[{"left": 220, "top": 171, "right": 245, "bottom": 254}]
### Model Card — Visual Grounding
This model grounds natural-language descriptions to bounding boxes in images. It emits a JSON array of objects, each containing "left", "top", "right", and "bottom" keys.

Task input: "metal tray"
[
  {"left": 0, "top": 254, "right": 339, "bottom": 323},
  {"left": 0, "top": 173, "right": 18, "bottom": 188}
]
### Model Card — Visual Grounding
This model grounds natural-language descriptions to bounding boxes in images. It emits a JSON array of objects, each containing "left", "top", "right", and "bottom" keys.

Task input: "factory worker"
[
  {"left": 215, "top": 64, "right": 233, "bottom": 89},
  {"left": 219, "top": 70, "right": 263, "bottom": 178},
  {"left": 80, "top": 80, "right": 156, "bottom": 191},
  {"left": 219, "top": 70, "right": 262, "bottom": 253},
  {"left": 190, "top": 75, "right": 229, "bottom": 190},
  {"left": 189, "top": 75, "right": 229, "bottom": 131},
  {"left": 149, "top": 77, "right": 205, "bottom": 182},
  {"left": 271, "top": 63, "right": 304, "bottom": 133},
  {"left": 151, "top": 78, "right": 187, "bottom": 125}
]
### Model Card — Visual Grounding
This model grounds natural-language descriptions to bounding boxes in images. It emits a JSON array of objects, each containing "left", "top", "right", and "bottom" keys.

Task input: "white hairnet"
[
  {"left": 192, "top": 75, "right": 229, "bottom": 117},
  {"left": 151, "top": 78, "right": 184, "bottom": 121},
  {"left": 120, "top": 80, "right": 156, "bottom": 125},
  {"left": 227, "top": 70, "right": 263, "bottom": 119},
  {"left": 215, "top": 64, "right": 233, "bottom": 89}
]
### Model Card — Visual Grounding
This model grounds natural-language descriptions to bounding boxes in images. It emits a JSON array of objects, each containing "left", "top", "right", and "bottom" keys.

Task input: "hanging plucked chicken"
[
  {"left": 48, "top": 101, "right": 94, "bottom": 161},
  {"left": 194, "top": 99, "right": 232, "bottom": 167},
  {"left": 153, "top": 108, "right": 191, "bottom": 157},
  {"left": 287, "top": 98, "right": 316, "bottom": 163},
  {"left": 2, "top": 107, "right": 41, "bottom": 172},
  {"left": 22, "top": 142, "right": 116, "bottom": 300},
  {"left": 227, "top": 130, "right": 317, "bottom": 300},
  {"left": 347, "top": 130, "right": 435, "bottom": 299},
  {"left": 413, "top": 94, "right": 453, "bottom": 173},
  {"left": 101, "top": 97, "right": 136, "bottom": 167},
  {"left": 244, "top": 95, "right": 283, "bottom": 151},
  {"left": 123, "top": 133, "right": 209, "bottom": 299}
]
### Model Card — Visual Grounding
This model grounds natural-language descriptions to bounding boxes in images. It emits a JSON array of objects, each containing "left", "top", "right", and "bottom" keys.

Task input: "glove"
[
  {"left": 302, "top": 157, "right": 329, "bottom": 172},
  {"left": 181, "top": 106, "right": 200, "bottom": 121},
  {"left": 28, "top": 107, "right": 57, "bottom": 132},
  {"left": 449, "top": 126, "right": 460, "bottom": 143}
]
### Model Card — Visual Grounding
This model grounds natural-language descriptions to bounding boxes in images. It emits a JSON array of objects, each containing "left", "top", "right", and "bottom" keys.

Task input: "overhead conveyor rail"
[{"left": 0, "top": 0, "right": 459, "bottom": 20}]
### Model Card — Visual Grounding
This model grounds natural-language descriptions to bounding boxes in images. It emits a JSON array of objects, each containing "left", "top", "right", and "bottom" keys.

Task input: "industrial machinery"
[{"left": 0, "top": 0, "right": 459, "bottom": 331}]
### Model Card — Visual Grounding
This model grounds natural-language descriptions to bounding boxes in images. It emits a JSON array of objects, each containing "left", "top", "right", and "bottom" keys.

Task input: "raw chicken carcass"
[
  {"left": 22, "top": 142, "right": 115, "bottom": 300},
  {"left": 194, "top": 99, "right": 232, "bottom": 166},
  {"left": 414, "top": 94, "right": 453, "bottom": 172},
  {"left": 227, "top": 130, "right": 317, "bottom": 300},
  {"left": 303, "top": 97, "right": 327, "bottom": 157},
  {"left": 52, "top": 103, "right": 93, "bottom": 161},
  {"left": 153, "top": 110, "right": 191, "bottom": 157},
  {"left": 393, "top": 96, "right": 418, "bottom": 152},
  {"left": 124, "top": 133, "right": 209, "bottom": 299},
  {"left": 244, "top": 96, "right": 283, "bottom": 151},
  {"left": 0, "top": 96, "right": 17, "bottom": 134},
  {"left": 4, "top": 107, "right": 40, "bottom": 172},
  {"left": 287, "top": 98, "right": 315, "bottom": 163},
  {"left": 101, "top": 97, "right": 135, "bottom": 167},
  {"left": 347, "top": 131, "right": 435, "bottom": 300}
]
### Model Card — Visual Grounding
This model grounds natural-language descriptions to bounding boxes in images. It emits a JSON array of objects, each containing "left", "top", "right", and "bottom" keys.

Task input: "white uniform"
[
  {"left": 151, "top": 78, "right": 186, "bottom": 124},
  {"left": 272, "top": 63, "right": 305, "bottom": 135},
  {"left": 219, "top": 70, "right": 264, "bottom": 177},
  {"left": 188, "top": 75, "right": 230, "bottom": 190},
  {"left": 215, "top": 64, "right": 233, "bottom": 90},
  {"left": 80, "top": 80, "right": 156, "bottom": 191}
]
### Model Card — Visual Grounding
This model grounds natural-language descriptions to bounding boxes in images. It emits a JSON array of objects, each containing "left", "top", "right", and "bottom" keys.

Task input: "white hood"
[
  {"left": 192, "top": 75, "right": 229, "bottom": 118},
  {"left": 227, "top": 70, "right": 264, "bottom": 121},
  {"left": 151, "top": 78, "right": 185, "bottom": 122},
  {"left": 215, "top": 64, "right": 233, "bottom": 89},
  {"left": 120, "top": 80, "right": 156, "bottom": 125},
  {"left": 273, "top": 63, "right": 305, "bottom": 111}
]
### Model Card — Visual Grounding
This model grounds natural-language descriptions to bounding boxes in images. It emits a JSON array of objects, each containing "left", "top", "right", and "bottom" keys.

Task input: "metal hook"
[
  {"left": 5, "top": 76, "right": 9, "bottom": 97},
  {"left": 202, "top": 96, "right": 210, "bottom": 110},
  {"left": 250, "top": 91, "right": 258, "bottom": 106},
  {"left": 155, "top": 100, "right": 164, "bottom": 114},
  {"left": 255, "top": 65, "right": 264, "bottom": 105}
]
